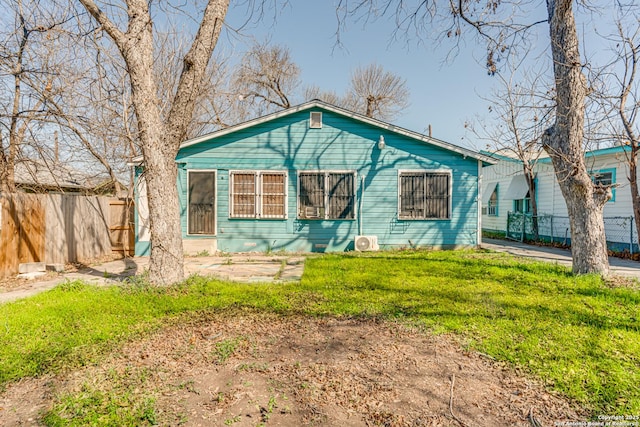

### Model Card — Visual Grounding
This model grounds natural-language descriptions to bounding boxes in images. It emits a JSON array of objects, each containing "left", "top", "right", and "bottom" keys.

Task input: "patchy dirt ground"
[
  {"left": 0, "top": 253, "right": 126, "bottom": 293},
  {"left": 0, "top": 272, "right": 59, "bottom": 293},
  {"left": 0, "top": 313, "right": 587, "bottom": 426}
]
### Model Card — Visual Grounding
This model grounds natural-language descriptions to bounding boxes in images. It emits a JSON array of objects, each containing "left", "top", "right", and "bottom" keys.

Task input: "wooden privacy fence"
[
  {"left": 0, "top": 193, "right": 134, "bottom": 279},
  {"left": 108, "top": 199, "right": 135, "bottom": 257}
]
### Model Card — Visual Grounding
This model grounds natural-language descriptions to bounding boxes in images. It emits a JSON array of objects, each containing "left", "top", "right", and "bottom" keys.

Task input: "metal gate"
[{"left": 506, "top": 212, "right": 638, "bottom": 253}]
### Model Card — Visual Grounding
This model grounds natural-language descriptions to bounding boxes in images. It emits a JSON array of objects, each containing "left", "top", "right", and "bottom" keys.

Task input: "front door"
[{"left": 188, "top": 170, "right": 216, "bottom": 235}]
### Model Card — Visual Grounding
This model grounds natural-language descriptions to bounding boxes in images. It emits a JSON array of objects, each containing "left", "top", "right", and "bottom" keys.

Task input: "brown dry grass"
[{"left": 0, "top": 312, "right": 586, "bottom": 426}]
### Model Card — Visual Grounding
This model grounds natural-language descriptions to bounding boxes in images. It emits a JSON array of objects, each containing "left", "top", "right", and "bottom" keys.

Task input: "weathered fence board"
[
  {"left": 18, "top": 195, "right": 46, "bottom": 265},
  {"left": 108, "top": 199, "right": 134, "bottom": 256},
  {"left": 1, "top": 193, "right": 131, "bottom": 279},
  {"left": 0, "top": 196, "right": 17, "bottom": 276},
  {"left": 1, "top": 194, "right": 46, "bottom": 277},
  {"left": 43, "top": 194, "right": 113, "bottom": 265}
]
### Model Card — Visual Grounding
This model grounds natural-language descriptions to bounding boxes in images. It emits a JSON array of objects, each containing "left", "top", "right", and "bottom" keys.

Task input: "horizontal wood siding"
[
  {"left": 591, "top": 153, "right": 629, "bottom": 217},
  {"left": 482, "top": 150, "right": 639, "bottom": 242},
  {"left": 535, "top": 164, "right": 564, "bottom": 216},
  {"left": 539, "top": 153, "right": 636, "bottom": 240},
  {"left": 173, "top": 108, "right": 479, "bottom": 252},
  {"left": 482, "top": 160, "right": 527, "bottom": 232}
]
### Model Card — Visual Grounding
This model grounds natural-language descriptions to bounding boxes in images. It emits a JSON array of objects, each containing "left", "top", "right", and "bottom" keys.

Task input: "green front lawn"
[{"left": 0, "top": 250, "right": 638, "bottom": 415}]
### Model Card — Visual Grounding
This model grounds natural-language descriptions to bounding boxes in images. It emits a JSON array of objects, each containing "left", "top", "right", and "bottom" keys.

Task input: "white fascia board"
[{"left": 130, "top": 100, "right": 496, "bottom": 165}]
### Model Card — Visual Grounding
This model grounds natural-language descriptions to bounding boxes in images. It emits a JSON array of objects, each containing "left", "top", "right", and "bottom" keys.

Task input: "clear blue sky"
[
  {"left": 220, "top": 2, "right": 622, "bottom": 151},
  {"left": 223, "top": 2, "right": 506, "bottom": 150}
]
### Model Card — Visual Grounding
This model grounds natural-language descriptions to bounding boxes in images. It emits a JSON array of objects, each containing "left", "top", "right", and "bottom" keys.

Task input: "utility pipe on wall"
[{"left": 359, "top": 175, "right": 365, "bottom": 236}]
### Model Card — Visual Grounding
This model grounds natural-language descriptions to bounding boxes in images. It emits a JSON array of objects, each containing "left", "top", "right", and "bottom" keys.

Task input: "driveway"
[{"left": 482, "top": 238, "right": 640, "bottom": 278}]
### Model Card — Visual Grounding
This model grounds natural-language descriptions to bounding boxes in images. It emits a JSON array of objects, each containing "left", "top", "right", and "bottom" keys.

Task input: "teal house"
[{"left": 135, "top": 100, "right": 494, "bottom": 255}]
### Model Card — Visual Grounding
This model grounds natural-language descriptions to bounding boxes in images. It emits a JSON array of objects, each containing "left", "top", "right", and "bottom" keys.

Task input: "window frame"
[
  {"left": 589, "top": 168, "right": 616, "bottom": 202},
  {"left": 186, "top": 169, "right": 217, "bottom": 236},
  {"left": 309, "top": 111, "right": 323, "bottom": 129},
  {"left": 397, "top": 169, "right": 452, "bottom": 220},
  {"left": 487, "top": 184, "right": 498, "bottom": 216},
  {"left": 512, "top": 191, "right": 531, "bottom": 214},
  {"left": 229, "top": 170, "right": 288, "bottom": 219},
  {"left": 297, "top": 170, "right": 357, "bottom": 220}
]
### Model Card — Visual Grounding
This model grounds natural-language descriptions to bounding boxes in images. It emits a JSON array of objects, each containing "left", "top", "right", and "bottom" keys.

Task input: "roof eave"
[{"left": 131, "top": 99, "right": 495, "bottom": 165}]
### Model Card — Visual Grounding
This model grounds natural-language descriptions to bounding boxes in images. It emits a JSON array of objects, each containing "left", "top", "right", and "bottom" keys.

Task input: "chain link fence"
[{"left": 506, "top": 212, "right": 639, "bottom": 254}]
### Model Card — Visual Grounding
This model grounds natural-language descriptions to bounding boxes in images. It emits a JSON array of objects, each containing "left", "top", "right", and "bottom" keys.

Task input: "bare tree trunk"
[
  {"left": 542, "top": 0, "right": 610, "bottom": 275},
  {"left": 0, "top": 135, "right": 15, "bottom": 194},
  {"left": 524, "top": 162, "right": 539, "bottom": 240},
  {"left": 79, "top": 0, "right": 230, "bottom": 284},
  {"left": 3, "top": 9, "right": 26, "bottom": 194},
  {"left": 365, "top": 95, "right": 375, "bottom": 117},
  {"left": 2, "top": 1, "right": 57, "bottom": 193},
  {"left": 0, "top": 129, "right": 11, "bottom": 194}
]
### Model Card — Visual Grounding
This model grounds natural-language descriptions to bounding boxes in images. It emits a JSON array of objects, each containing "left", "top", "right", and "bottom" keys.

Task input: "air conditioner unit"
[
  {"left": 304, "top": 206, "right": 321, "bottom": 218},
  {"left": 355, "top": 235, "right": 379, "bottom": 251}
]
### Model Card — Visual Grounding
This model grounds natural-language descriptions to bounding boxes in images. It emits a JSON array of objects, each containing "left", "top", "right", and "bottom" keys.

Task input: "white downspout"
[{"left": 359, "top": 175, "right": 364, "bottom": 236}]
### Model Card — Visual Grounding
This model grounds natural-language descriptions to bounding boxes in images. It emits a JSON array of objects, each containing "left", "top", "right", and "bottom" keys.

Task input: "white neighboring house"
[{"left": 482, "top": 146, "right": 638, "bottom": 252}]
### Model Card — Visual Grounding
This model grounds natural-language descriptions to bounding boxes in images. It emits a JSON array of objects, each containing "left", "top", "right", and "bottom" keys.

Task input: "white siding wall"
[
  {"left": 589, "top": 153, "right": 632, "bottom": 217},
  {"left": 482, "top": 160, "right": 524, "bottom": 232},
  {"left": 534, "top": 163, "right": 562, "bottom": 216},
  {"left": 482, "top": 150, "right": 638, "bottom": 245},
  {"left": 537, "top": 152, "right": 635, "bottom": 217}
]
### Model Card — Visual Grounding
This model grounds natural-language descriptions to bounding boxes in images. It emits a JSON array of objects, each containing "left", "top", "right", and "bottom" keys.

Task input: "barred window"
[
  {"left": 298, "top": 172, "right": 355, "bottom": 219},
  {"left": 261, "top": 172, "right": 287, "bottom": 218},
  {"left": 230, "top": 171, "right": 287, "bottom": 219},
  {"left": 399, "top": 171, "right": 451, "bottom": 220},
  {"left": 188, "top": 171, "right": 216, "bottom": 234},
  {"left": 231, "top": 172, "right": 256, "bottom": 217}
]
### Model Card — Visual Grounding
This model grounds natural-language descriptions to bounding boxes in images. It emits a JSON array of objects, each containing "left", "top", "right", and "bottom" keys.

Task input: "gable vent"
[{"left": 309, "top": 111, "right": 322, "bottom": 129}]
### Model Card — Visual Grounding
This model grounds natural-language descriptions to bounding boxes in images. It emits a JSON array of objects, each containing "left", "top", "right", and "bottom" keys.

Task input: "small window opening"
[{"left": 310, "top": 112, "right": 322, "bottom": 129}]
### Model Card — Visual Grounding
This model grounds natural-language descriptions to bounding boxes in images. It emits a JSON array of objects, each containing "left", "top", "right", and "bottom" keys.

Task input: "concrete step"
[{"left": 18, "top": 262, "right": 46, "bottom": 274}]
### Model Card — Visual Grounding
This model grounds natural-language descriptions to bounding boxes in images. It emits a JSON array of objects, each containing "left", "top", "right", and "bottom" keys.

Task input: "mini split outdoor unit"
[{"left": 354, "top": 235, "right": 379, "bottom": 251}]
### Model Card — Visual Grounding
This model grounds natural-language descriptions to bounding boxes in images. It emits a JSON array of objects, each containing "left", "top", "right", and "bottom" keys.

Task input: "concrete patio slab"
[
  {"left": 3, "top": 240, "right": 637, "bottom": 306},
  {"left": 0, "top": 254, "right": 305, "bottom": 305}
]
